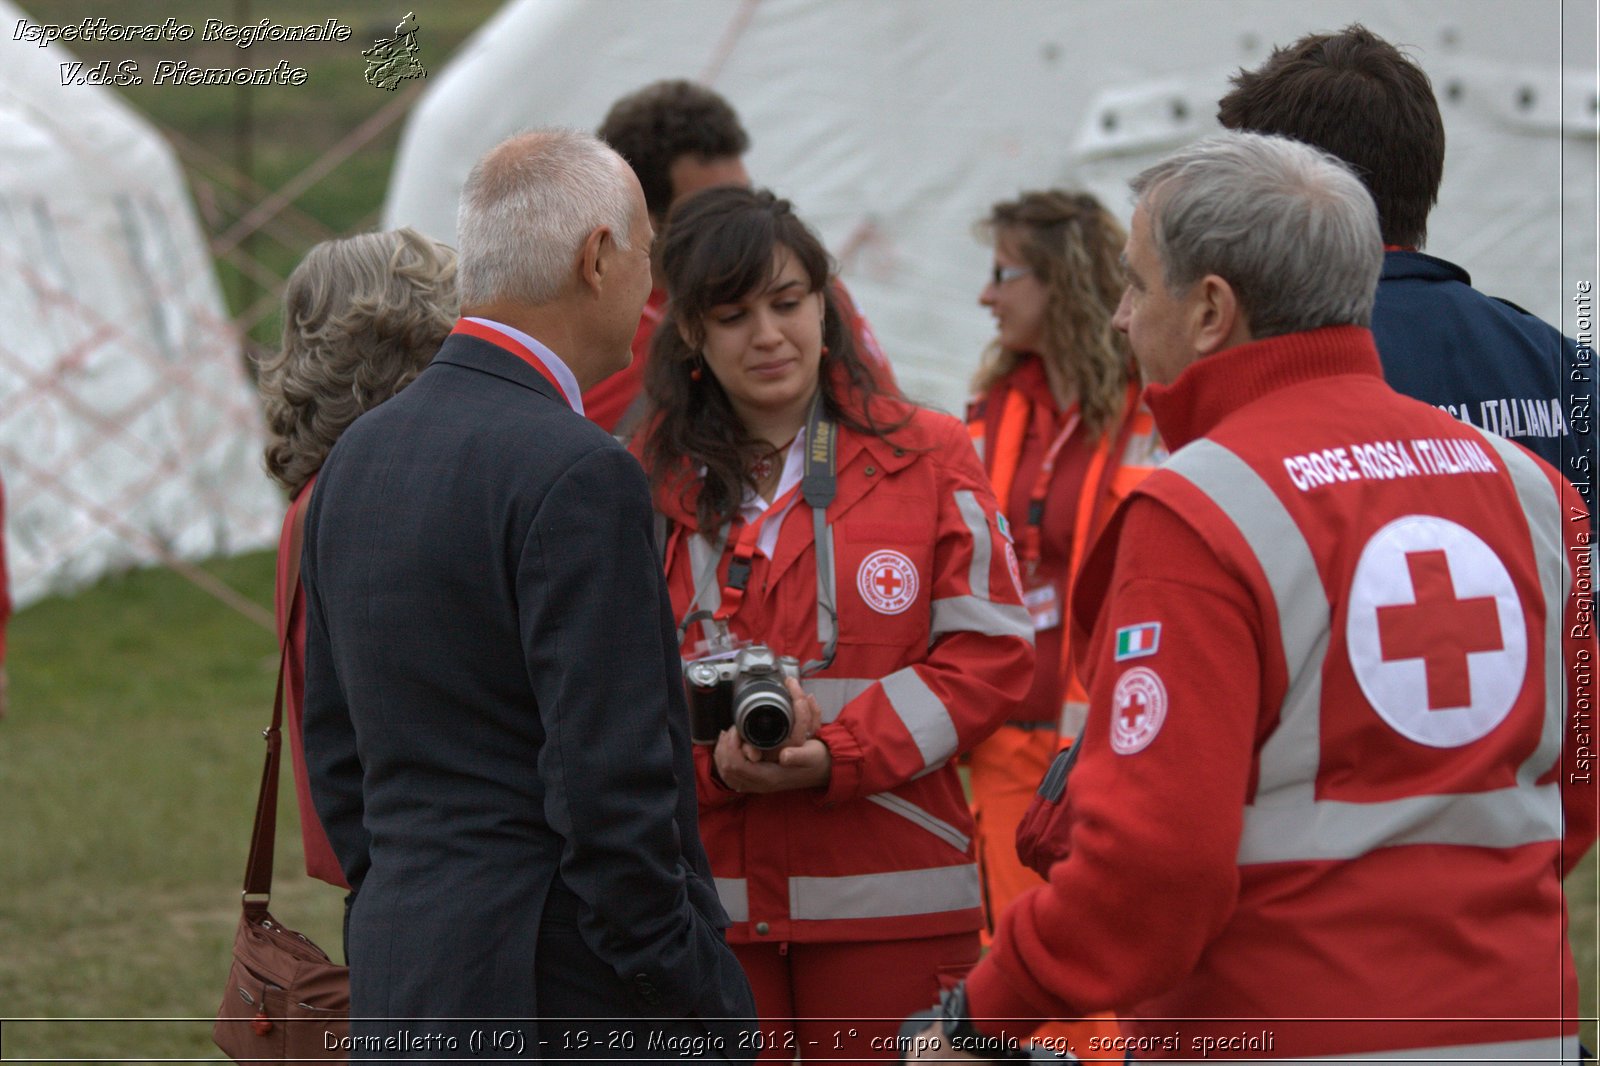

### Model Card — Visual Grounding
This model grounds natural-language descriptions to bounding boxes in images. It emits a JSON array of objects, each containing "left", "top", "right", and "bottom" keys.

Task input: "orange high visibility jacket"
[{"left": 968, "top": 361, "right": 1164, "bottom": 735}]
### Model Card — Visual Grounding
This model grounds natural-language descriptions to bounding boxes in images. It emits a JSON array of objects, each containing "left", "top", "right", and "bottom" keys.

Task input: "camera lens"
[{"left": 733, "top": 681, "right": 792, "bottom": 750}]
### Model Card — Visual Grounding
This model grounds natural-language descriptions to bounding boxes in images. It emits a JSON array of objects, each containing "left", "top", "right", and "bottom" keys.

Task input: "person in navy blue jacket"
[{"left": 1217, "top": 24, "right": 1591, "bottom": 515}]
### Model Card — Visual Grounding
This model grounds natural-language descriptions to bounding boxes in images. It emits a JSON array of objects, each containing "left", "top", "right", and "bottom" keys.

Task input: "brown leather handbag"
[{"left": 214, "top": 505, "right": 350, "bottom": 1064}]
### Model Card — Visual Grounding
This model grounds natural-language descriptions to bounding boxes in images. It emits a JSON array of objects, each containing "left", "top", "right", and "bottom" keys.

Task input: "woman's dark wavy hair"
[{"left": 641, "top": 186, "right": 902, "bottom": 532}]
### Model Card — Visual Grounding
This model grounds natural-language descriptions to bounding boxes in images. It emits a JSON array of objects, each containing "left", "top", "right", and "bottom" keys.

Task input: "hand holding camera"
[
  {"left": 712, "top": 676, "right": 828, "bottom": 794},
  {"left": 684, "top": 642, "right": 829, "bottom": 793}
]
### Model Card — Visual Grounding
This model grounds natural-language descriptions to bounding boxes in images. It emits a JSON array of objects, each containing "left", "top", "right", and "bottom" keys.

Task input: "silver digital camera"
[{"left": 683, "top": 644, "right": 800, "bottom": 750}]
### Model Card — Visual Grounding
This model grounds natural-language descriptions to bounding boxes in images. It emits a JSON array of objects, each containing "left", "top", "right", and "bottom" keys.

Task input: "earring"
[
  {"left": 821, "top": 345, "right": 831, "bottom": 357},
  {"left": 689, "top": 357, "right": 704, "bottom": 382}
]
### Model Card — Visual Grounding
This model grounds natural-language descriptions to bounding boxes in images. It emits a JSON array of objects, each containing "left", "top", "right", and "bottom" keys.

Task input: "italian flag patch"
[{"left": 1114, "top": 622, "right": 1161, "bottom": 661}]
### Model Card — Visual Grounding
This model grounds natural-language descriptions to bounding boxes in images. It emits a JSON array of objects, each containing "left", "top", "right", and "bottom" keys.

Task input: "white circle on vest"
[
  {"left": 1110, "top": 666, "right": 1167, "bottom": 755},
  {"left": 1345, "top": 515, "right": 1527, "bottom": 748},
  {"left": 857, "top": 549, "right": 919, "bottom": 615}
]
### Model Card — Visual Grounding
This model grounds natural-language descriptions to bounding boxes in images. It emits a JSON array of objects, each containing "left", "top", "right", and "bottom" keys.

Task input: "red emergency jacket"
[
  {"left": 637, "top": 397, "right": 1034, "bottom": 943},
  {"left": 275, "top": 474, "right": 348, "bottom": 888},
  {"left": 967, "top": 326, "right": 1595, "bottom": 1060}
]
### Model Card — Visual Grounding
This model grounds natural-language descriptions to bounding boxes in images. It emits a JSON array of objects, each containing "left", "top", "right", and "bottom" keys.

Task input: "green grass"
[
  {"left": 0, "top": 553, "right": 1594, "bottom": 1059},
  {"left": 0, "top": 552, "right": 347, "bottom": 1059}
]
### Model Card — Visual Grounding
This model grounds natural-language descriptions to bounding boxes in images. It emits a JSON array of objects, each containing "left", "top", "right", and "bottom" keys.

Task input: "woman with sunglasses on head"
[
  {"left": 632, "top": 186, "right": 1032, "bottom": 1059},
  {"left": 964, "top": 190, "right": 1165, "bottom": 1044}
]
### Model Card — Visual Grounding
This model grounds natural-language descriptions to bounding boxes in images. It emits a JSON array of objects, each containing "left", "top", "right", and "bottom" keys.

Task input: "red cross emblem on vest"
[
  {"left": 873, "top": 567, "right": 903, "bottom": 598},
  {"left": 1377, "top": 549, "right": 1504, "bottom": 710},
  {"left": 1346, "top": 515, "right": 1526, "bottom": 749},
  {"left": 1110, "top": 667, "right": 1167, "bottom": 755},
  {"left": 1119, "top": 689, "right": 1149, "bottom": 732}
]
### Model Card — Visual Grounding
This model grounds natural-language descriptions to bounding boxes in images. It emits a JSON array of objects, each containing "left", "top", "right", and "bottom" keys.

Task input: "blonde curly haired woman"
[{"left": 966, "top": 192, "right": 1165, "bottom": 1048}]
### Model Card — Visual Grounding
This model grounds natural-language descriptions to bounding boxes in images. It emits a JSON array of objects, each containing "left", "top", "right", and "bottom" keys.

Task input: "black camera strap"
[
  {"left": 678, "top": 391, "right": 839, "bottom": 674},
  {"left": 799, "top": 392, "right": 839, "bottom": 675}
]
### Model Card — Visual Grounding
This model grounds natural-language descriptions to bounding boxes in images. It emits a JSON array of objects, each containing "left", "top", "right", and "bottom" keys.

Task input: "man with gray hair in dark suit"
[{"left": 302, "top": 127, "right": 755, "bottom": 1059}]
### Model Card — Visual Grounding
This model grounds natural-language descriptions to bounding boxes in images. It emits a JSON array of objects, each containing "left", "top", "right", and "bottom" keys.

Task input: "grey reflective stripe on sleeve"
[
  {"left": 865, "top": 792, "right": 972, "bottom": 852},
  {"left": 929, "top": 596, "right": 1034, "bottom": 641},
  {"left": 686, "top": 530, "right": 726, "bottom": 645},
  {"left": 789, "top": 864, "right": 981, "bottom": 921},
  {"left": 882, "top": 667, "right": 960, "bottom": 766},
  {"left": 1164, "top": 439, "right": 1329, "bottom": 812},
  {"left": 815, "top": 509, "right": 837, "bottom": 647},
  {"left": 1163, "top": 437, "right": 1561, "bottom": 866},
  {"left": 1473, "top": 429, "right": 1568, "bottom": 788},
  {"left": 954, "top": 489, "right": 991, "bottom": 601},
  {"left": 1199, "top": 1034, "right": 1578, "bottom": 1066},
  {"left": 803, "top": 676, "right": 876, "bottom": 722},
  {"left": 1057, "top": 699, "right": 1089, "bottom": 737},
  {"left": 714, "top": 877, "right": 748, "bottom": 922}
]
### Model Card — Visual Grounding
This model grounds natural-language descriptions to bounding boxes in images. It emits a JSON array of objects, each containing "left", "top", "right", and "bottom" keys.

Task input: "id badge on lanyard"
[{"left": 1021, "top": 567, "right": 1061, "bottom": 632}]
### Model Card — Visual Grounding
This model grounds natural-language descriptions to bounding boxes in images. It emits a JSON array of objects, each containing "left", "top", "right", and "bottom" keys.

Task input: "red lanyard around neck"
[
  {"left": 714, "top": 480, "right": 802, "bottom": 623},
  {"left": 1016, "top": 404, "right": 1080, "bottom": 570},
  {"left": 450, "top": 318, "right": 567, "bottom": 403}
]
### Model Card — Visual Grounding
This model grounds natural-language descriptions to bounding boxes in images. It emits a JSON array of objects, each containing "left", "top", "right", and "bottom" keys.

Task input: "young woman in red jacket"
[{"left": 633, "top": 187, "right": 1032, "bottom": 1059}]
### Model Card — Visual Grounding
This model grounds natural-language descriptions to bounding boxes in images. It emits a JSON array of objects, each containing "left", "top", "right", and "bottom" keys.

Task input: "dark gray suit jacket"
[{"left": 302, "top": 331, "right": 753, "bottom": 1056}]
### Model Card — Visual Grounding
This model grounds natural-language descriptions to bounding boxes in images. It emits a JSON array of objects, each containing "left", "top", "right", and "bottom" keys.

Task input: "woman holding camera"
[{"left": 633, "top": 186, "right": 1032, "bottom": 1058}]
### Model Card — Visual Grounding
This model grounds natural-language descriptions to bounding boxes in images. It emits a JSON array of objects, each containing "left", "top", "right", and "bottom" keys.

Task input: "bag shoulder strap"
[{"left": 242, "top": 492, "right": 310, "bottom": 912}]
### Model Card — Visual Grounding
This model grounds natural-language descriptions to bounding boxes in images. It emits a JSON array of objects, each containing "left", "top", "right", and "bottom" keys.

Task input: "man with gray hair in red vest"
[{"left": 907, "top": 131, "right": 1594, "bottom": 1063}]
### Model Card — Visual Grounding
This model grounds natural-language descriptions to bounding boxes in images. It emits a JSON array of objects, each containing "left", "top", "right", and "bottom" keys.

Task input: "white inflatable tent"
[
  {"left": 385, "top": 0, "right": 1598, "bottom": 415},
  {"left": 0, "top": 0, "right": 281, "bottom": 608}
]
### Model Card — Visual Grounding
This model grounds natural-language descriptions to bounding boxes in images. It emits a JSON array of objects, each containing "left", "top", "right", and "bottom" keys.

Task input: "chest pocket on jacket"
[{"left": 837, "top": 520, "right": 933, "bottom": 648}]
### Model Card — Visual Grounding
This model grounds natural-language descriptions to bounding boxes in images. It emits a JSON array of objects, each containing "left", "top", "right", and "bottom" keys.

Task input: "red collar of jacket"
[
  {"left": 1144, "top": 325, "right": 1383, "bottom": 451},
  {"left": 643, "top": 391, "right": 922, "bottom": 533},
  {"left": 1001, "top": 354, "right": 1054, "bottom": 406},
  {"left": 971, "top": 354, "right": 1054, "bottom": 425}
]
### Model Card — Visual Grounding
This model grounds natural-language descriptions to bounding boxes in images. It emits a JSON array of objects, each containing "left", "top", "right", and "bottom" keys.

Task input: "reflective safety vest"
[
  {"left": 1162, "top": 430, "right": 1567, "bottom": 867},
  {"left": 962, "top": 329, "right": 1589, "bottom": 1054},
  {"left": 1123, "top": 413, "right": 1580, "bottom": 1056}
]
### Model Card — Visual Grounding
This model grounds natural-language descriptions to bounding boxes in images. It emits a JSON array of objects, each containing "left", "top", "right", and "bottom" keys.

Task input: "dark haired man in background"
[{"left": 1217, "top": 25, "right": 1586, "bottom": 491}]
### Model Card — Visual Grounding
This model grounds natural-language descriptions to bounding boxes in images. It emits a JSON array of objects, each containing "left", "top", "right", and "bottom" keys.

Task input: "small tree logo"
[{"left": 363, "top": 12, "right": 426, "bottom": 91}]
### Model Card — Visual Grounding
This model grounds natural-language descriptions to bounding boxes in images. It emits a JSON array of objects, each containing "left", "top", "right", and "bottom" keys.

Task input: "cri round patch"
[
  {"left": 857, "top": 549, "right": 919, "bottom": 615},
  {"left": 1110, "top": 666, "right": 1167, "bottom": 755}
]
